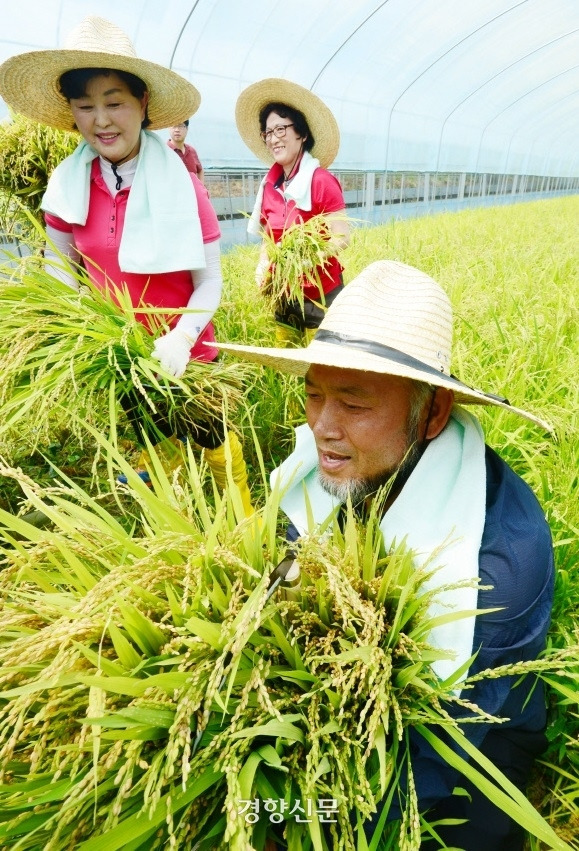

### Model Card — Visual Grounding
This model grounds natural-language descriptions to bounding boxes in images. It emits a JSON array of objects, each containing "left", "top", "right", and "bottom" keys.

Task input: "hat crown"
[
  {"left": 63, "top": 16, "right": 138, "bottom": 58},
  {"left": 320, "top": 260, "right": 453, "bottom": 375}
]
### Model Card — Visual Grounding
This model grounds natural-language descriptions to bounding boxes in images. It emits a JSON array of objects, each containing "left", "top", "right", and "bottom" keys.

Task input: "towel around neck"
[{"left": 41, "top": 130, "right": 206, "bottom": 274}]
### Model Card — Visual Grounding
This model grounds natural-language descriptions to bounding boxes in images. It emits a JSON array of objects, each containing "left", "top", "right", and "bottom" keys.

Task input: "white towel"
[
  {"left": 42, "top": 130, "right": 206, "bottom": 274},
  {"left": 247, "top": 150, "right": 321, "bottom": 236},
  {"left": 271, "top": 407, "right": 486, "bottom": 683}
]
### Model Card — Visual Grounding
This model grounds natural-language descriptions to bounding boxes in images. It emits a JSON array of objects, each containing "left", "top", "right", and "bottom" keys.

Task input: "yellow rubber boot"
[{"left": 204, "top": 431, "right": 254, "bottom": 517}]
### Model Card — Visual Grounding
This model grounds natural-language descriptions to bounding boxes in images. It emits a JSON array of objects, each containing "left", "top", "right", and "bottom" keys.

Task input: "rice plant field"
[{"left": 0, "top": 194, "right": 577, "bottom": 849}]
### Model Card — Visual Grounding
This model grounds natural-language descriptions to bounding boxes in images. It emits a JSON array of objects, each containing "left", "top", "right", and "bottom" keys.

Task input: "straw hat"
[
  {"left": 0, "top": 16, "right": 200, "bottom": 131},
  {"left": 235, "top": 77, "right": 340, "bottom": 168},
  {"left": 214, "top": 260, "right": 551, "bottom": 430}
]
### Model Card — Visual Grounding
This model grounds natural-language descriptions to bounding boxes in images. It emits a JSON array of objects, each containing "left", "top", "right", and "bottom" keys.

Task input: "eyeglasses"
[{"left": 260, "top": 123, "right": 295, "bottom": 142}]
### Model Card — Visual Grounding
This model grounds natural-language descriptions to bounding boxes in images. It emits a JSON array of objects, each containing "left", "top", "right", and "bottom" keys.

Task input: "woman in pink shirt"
[
  {"left": 236, "top": 78, "right": 350, "bottom": 347},
  {"left": 0, "top": 16, "right": 252, "bottom": 514}
]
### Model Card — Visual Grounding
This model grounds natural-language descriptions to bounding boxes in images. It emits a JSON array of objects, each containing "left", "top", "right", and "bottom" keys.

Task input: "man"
[
  {"left": 214, "top": 259, "right": 555, "bottom": 850},
  {"left": 167, "top": 119, "right": 204, "bottom": 181}
]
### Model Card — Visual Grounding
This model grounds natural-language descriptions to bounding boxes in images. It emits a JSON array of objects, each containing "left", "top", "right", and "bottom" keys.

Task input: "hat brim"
[
  {"left": 235, "top": 77, "right": 340, "bottom": 168},
  {"left": 0, "top": 49, "right": 200, "bottom": 131},
  {"left": 212, "top": 339, "right": 552, "bottom": 431}
]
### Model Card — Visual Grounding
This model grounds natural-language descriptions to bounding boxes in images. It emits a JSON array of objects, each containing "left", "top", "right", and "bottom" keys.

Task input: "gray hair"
[{"left": 407, "top": 380, "right": 435, "bottom": 436}]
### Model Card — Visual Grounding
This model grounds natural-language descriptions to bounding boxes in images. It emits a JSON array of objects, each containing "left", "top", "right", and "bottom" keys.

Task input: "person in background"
[
  {"left": 0, "top": 15, "right": 252, "bottom": 515},
  {"left": 167, "top": 118, "right": 204, "bottom": 182},
  {"left": 213, "top": 259, "right": 554, "bottom": 850},
  {"left": 235, "top": 78, "right": 350, "bottom": 346}
]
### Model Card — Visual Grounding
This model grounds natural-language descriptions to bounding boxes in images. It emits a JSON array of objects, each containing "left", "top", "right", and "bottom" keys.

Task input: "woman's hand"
[
  {"left": 325, "top": 210, "right": 350, "bottom": 253},
  {"left": 255, "top": 242, "right": 271, "bottom": 288},
  {"left": 151, "top": 327, "right": 195, "bottom": 378}
]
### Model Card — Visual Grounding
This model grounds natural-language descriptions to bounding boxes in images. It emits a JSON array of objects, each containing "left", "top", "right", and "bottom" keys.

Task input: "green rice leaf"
[
  {"left": 185, "top": 616, "right": 223, "bottom": 650},
  {"left": 231, "top": 719, "right": 305, "bottom": 744},
  {"left": 107, "top": 622, "right": 143, "bottom": 671},
  {"left": 77, "top": 672, "right": 192, "bottom": 697},
  {"left": 238, "top": 751, "right": 263, "bottom": 800},
  {"left": 115, "top": 602, "right": 167, "bottom": 656},
  {"left": 417, "top": 724, "right": 573, "bottom": 849},
  {"left": 76, "top": 769, "right": 223, "bottom": 850}
]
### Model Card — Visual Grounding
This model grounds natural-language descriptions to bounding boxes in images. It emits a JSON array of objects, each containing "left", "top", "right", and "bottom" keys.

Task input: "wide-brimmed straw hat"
[
  {"left": 214, "top": 259, "right": 551, "bottom": 431},
  {"left": 0, "top": 16, "right": 200, "bottom": 131},
  {"left": 235, "top": 77, "right": 340, "bottom": 168}
]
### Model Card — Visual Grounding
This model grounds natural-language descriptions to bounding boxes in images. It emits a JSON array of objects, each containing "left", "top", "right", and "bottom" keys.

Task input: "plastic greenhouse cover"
[{"left": 0, "top": 0, "right": 578, "bottom": 176}]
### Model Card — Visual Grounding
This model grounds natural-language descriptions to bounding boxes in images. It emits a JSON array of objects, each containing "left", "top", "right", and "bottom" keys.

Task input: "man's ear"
[{"left": 425, "top": 388, "right": 454, "bottom": 439}]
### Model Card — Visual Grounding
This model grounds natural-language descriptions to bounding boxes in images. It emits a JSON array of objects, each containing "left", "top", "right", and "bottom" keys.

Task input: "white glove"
[
  {"left": 255, "top": 255, "right": 270, "bottom": 288},
  {"left": 151, "top": 327, "right": 195, "bottom": 378}
]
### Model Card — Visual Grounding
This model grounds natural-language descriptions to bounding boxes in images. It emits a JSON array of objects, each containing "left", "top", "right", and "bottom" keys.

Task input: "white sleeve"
[
  {"left": 176, "top": 238, "right": 223, "bottom": 340},
  {"left": 44, "top": 224, "right": 81, "bottom": 291}
]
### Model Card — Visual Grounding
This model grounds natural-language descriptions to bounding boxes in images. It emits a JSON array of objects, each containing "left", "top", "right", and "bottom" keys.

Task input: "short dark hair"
[
  {"left": 59, "top": 67, "right": 151, "bottom": 128},
  {"left": 183, "top": 119, "right": 189, "bottom": 127},
  {"left": 258, "top": 101, "right": 314, "bottom": 151}
]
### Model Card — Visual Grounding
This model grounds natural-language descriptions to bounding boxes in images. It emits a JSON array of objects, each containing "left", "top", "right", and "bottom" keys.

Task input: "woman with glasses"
[{"left": 236, "top": 78, "right": 350, "bottom": 345}]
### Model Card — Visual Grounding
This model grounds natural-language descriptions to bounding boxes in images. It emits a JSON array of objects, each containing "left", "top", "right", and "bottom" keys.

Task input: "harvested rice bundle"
[
  {"left": 0, "top": 463, "right": 571, "bottom": 851},
  {"left": 260, "top": 213, "right": 344, "bottom": 313},
  {"left": 0, "top": 261, "right": 248, "bottom": 445}
]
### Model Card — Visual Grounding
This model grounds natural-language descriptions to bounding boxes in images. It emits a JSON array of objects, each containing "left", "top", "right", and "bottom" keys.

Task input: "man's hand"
[{"left": 151, "top": 327, "right": 195, "bottom": 378}]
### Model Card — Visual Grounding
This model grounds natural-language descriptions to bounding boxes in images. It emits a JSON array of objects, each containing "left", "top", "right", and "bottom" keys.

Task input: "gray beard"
[{"left": 318, "top": 433, "right": 424, "bottom": 508}]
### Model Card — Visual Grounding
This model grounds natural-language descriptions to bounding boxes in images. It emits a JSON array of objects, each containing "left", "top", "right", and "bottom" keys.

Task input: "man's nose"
[{"left": 310, "top": 401, "right": 343, "bottom": 439}]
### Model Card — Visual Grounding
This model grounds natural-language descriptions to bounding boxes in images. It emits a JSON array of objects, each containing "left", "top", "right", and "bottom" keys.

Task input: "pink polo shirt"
[{"left": 44, "top": 159, "right": 220, "bottom": 362}]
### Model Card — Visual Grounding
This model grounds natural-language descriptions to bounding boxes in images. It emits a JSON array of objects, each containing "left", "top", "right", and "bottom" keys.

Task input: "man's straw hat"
[
  {"left": 0, "top": 16, "right": 200, "bottom": 131},
  {"left": 235, "top": 77, "right": 340, "bottom": 168},
  {"left": 214, "top": 259, "right": 551, "bottom": 431}
]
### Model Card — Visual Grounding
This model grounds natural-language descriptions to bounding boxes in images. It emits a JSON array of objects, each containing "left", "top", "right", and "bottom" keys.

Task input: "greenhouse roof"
[{"left": 1, "top": 0, "right": 578, "bottom": 175}]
